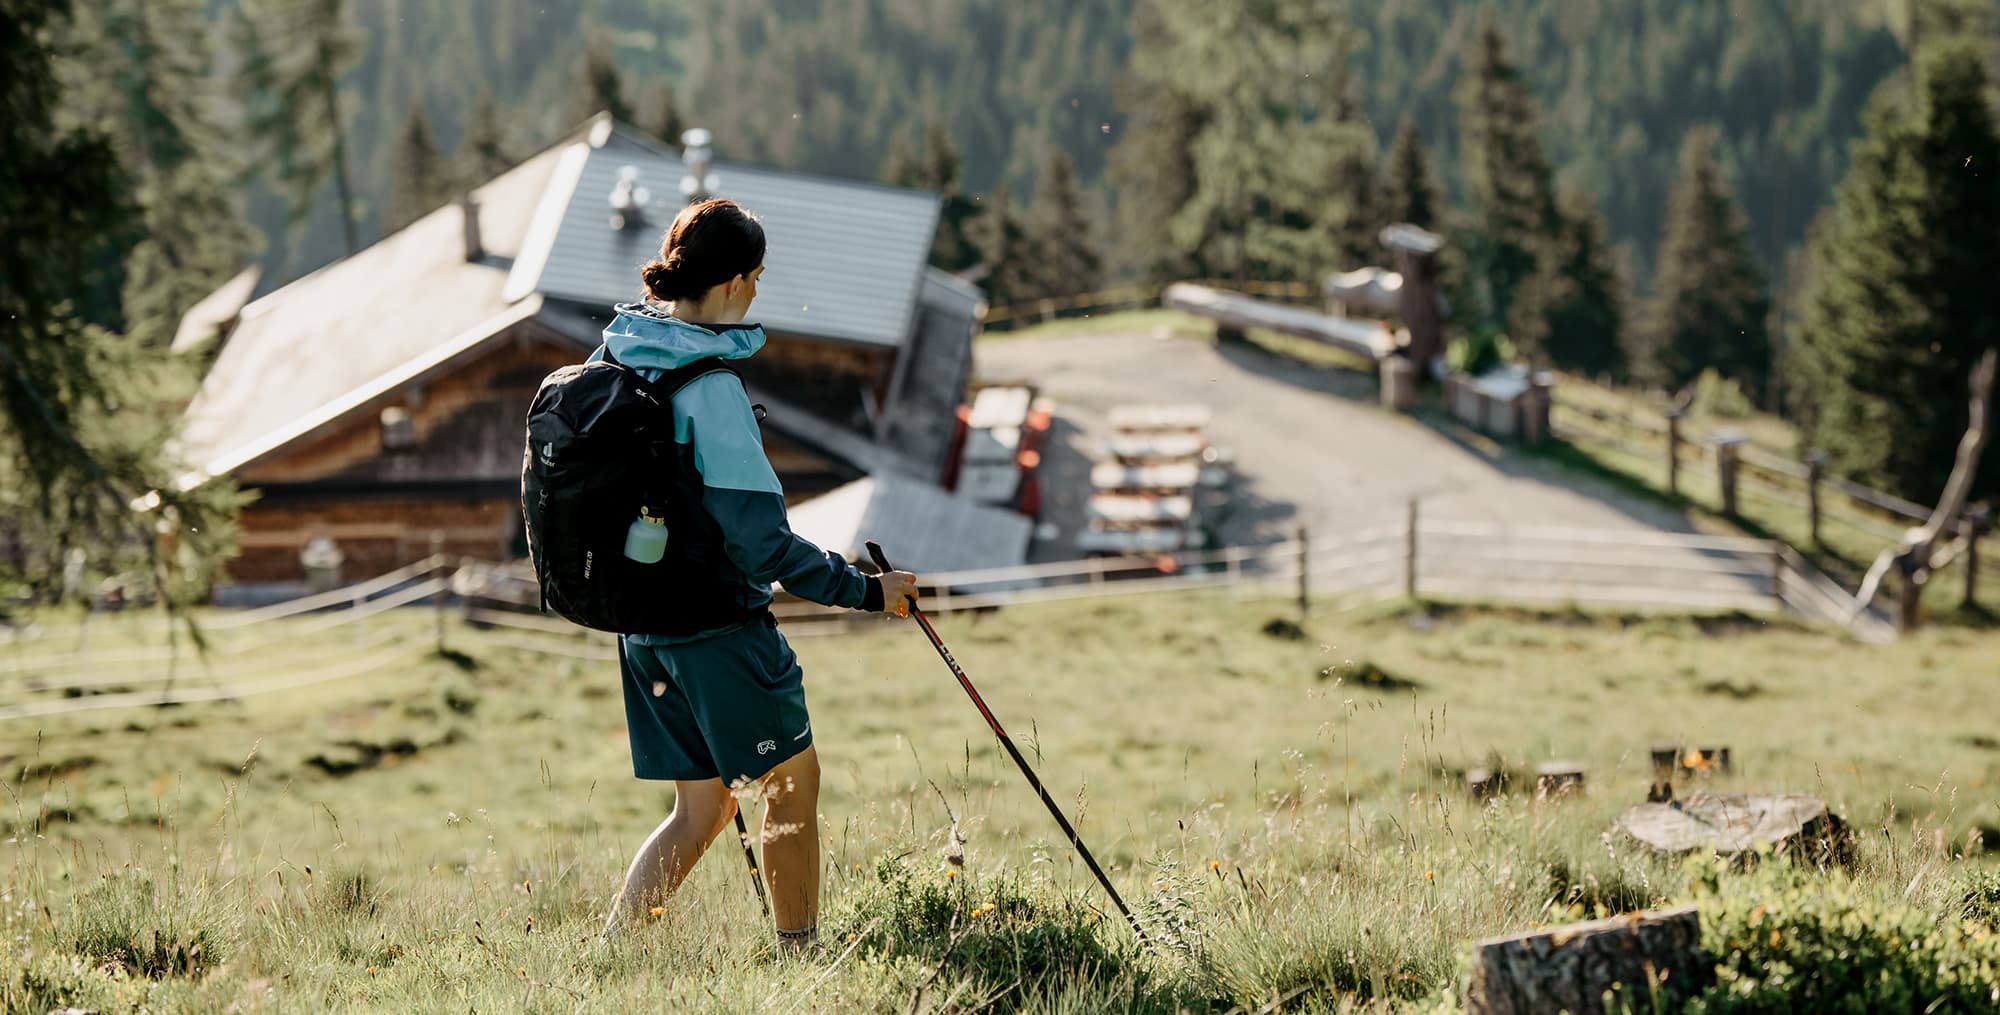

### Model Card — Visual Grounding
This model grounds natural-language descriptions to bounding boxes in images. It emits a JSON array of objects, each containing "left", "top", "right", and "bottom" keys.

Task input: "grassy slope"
[{"left": 5, "top": 592, "right": 1999, "bottom": 1011}]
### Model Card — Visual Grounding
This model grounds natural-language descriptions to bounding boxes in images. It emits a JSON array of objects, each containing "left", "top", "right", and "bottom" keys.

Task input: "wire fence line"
[{"left": 1, "top": 512, "right": 1902, "bottom": 723}]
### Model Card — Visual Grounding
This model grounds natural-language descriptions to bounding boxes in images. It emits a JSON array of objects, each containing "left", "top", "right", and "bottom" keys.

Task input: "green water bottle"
[{"left": 623, "top": 507, "right": 669, "bottom": 563}]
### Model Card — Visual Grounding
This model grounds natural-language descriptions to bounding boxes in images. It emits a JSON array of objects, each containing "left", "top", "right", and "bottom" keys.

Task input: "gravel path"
[{"left": 975, "top": 329, "right": 1771, "bottom": 607}]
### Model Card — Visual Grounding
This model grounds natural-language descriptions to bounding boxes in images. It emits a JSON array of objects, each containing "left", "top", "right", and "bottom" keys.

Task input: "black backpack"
[{"left": 520, "top": 348, "right": 761, "bottom": 635}]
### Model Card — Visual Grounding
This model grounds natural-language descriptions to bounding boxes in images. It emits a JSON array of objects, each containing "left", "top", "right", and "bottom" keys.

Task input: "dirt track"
[{"left": 974, "top": 328, "right": 1776, "bottom": 607}]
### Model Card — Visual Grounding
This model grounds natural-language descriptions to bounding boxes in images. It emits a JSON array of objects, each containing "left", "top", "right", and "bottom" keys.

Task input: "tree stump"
[
  {"left": 1612, "top": 791, "right": 1852, "bottom": 865},
  {"left": 1535, "top": 761, "right": 1585, "bottom": 799},
  {"left": 1467, "top": 767, "right": 1503, "bottom": 800},
  {"left": 1466, "top": 904, "right": 1708, "bottom": 1015}
]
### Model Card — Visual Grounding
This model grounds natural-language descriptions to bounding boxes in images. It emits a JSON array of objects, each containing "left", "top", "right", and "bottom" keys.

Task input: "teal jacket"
[{"left": 591, "top": 303, "right": 883, "bottom": 641}]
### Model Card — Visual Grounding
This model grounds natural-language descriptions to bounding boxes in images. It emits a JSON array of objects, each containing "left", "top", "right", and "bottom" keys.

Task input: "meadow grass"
[{"left": 4, "top": 591, "right": 1998, "bottom": 1011}]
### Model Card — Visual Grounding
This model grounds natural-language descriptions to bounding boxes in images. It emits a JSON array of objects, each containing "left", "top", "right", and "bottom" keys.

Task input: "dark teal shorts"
[{"left": 618, "top": 612, "right": 813, "bottom": 785}]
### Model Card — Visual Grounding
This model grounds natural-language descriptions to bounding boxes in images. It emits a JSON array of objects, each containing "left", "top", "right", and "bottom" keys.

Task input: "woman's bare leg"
[
  {"left": 759, "top": 745, "right": 821, "bottom": 945},
  {"left": 603, "top": 778, "right": 737, "bottom": 938}
]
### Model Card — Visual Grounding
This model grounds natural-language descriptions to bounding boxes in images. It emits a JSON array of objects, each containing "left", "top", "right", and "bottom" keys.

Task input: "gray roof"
[
  {"left": 512, "top": 120, "right": 942, "bottom": 348},
  {"left": 175, "top": 145, "right": 565, "bottom": 482},
  {"left": 785, "top": 472, "right": 1032, "bottom": 575}
]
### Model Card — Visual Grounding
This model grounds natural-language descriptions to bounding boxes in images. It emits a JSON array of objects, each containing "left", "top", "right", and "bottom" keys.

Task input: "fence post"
[
  {"left": 1297, "top": 526, "right": 1310, "bottom": 619},
  {"left": 1805, "top": 450, "right": 1826, "bottom": 549},
  {"left": 1714, "top": 431, "right": 1744, "bottom": 517},
  {"left": 431, "top": 530, "right": 447, "bottom": 654},
  {"left": 1770, "top": 543, "right": 1787, "bottom": 613},
  {"left": 1965, "top": 507, "right": 1989, "bottom": 609},
  {"left": 1665, "top": 406, "right": 1685, "bottom": 497},
  {"left": 1405, "top": 498, "right": 1420, "bottom": 600}
]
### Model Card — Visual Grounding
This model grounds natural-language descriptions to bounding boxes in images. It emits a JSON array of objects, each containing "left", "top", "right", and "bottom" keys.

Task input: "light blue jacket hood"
[
  {"left": 597, "top": 302, "right": 766, "bottom": 371},
  {"left": 587, "top": 301, "right": 879, "bottom": 638}
]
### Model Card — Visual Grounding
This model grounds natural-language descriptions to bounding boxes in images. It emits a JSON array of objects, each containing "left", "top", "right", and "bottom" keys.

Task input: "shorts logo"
[{"left": 756, "top": 739, "right": 777, "bottom": 755}]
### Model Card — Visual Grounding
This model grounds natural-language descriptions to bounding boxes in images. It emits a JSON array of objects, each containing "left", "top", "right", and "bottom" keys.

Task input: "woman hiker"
[{"left": 591, "top": 197, "right": 920, "bottom": 954}]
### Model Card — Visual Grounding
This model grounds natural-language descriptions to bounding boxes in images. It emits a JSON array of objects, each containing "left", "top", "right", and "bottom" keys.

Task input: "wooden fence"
[
  {"left": 0, "top": 515, "right": 1896, "bottom": 722},
  {"left": 1549, "top": 393, "right": 1991, "bottom": 611}
]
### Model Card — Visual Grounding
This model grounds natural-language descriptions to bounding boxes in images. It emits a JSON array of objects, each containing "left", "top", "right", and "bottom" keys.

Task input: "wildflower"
[
  {"left": 517, "top": 966, "right": 526, "bottom": 977},
  {"left": 1424, "top": 870, "right": 1434, "bottom": 882},
  {"left": 1209, "top": 861, "right": 1221, "bottom": 873},
  {"left": 522, "top": 880, "right": 532, "bottom": 894},
  {"left": 1770, "top": 930, "right": 1781, "bottom": 947},
  {"left": 945, "top": 869, "right": 958, "bottom": 880},
  {"left": 649, "top": 905, "right": 664, "bottom": 918},
  {"left": 848, "top": 932, "right": 859, "bottom": 943},
  {"left": 367, "top": 966, "right": 376, "bottom": 975}
]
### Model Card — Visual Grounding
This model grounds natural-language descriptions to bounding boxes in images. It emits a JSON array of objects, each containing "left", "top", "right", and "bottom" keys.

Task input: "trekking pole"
[
  {"left": 733, "top": 810, "right": 769, "bottom": 918},
  {"left": 866, "top": 541, "right": 1145, "bottom": 943}
]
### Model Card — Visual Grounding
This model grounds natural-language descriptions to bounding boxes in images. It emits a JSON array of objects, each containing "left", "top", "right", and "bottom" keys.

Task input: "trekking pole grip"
[{"left": 864, "top": 540, "right": 893, "bottom": 574}]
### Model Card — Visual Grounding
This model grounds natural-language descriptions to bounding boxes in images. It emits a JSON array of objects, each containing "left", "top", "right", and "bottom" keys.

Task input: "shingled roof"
[
  {"left": 173, "top": 115, "right": 955, "bottom": 489},
  {"left": 506, "top": 118, "right": 941, "bottom": 349}
]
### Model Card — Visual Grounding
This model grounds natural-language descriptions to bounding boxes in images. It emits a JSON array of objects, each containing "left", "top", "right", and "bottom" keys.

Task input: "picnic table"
[
  {"left": 1091, "top": 461, "right": 1202, "bottom": 492},
  {"left": 1088, "top": 494, "right": 1195, "bottom": 525},
  {"left": 1108, "top": 404, "right": 1212, "bottom": 433},
  {"left": 1077, "top": 526, "right": 1196, "bottom": 554},
  {"left": 1106, "top": 432, "right": 1206, "bottom": 462}
]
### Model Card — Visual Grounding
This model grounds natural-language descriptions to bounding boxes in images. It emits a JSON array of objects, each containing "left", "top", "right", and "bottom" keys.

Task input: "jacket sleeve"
[{"left": 680, "top": 373, "right": 883, "bottom": 611}]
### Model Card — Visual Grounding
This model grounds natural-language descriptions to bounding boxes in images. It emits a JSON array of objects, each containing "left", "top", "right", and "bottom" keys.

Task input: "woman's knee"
[{"left": 764, "top": 746, "right": 820, "bottom": 804}]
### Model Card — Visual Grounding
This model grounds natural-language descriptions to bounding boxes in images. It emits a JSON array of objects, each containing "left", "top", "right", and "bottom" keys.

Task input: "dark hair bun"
[{"left": 639, "top": 199, "right": 767, "bottom": 304}]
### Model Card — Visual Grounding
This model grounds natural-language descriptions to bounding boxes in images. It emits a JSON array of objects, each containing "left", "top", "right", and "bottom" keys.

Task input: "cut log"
[
  {"left": 1467, "top": 767, "right": 1503, "bottom": 800},
  {"left": 1466, "top": 904, "right": 1709, "bottom": 1015},
  {"left": 1612, "top": 791, "right": 1853, "bottom": 865},
  {"left": 1535, "top": 761, "right": 1585, "bottom": 799}
]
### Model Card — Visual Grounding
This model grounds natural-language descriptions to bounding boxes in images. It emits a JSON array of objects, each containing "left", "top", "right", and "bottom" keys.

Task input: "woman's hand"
[{"left": 880, "top": 570, "right": 919, "bottom": 617}]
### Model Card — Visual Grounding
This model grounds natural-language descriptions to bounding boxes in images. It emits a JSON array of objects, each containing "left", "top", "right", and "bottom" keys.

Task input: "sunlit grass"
[{"left": 4, "top": 591, "right": 1998, "bottom": 1010}]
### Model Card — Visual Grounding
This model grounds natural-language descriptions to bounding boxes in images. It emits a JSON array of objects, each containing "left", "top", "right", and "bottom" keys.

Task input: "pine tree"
[
  {"left": 974, "top": 185, "right": 1034, "bottom": 309},
  {"left": 922, "top": 124, "right": 982, "bottom": 274},
  {"left": 1633, "top": 126, "right": 1773, "bottom": 397},
  {"left": 2, "top": 0, "right": 242, "bottom": 606},
  {"left": 237, "top": 0, "right": 363, "bottom": 256},
  {"left": 1166, "top": 0, "right": 1378, "bottom": 282},
  {"left": 572, "top": 32, "right": 632, "bottom": 125},
  {"left": 1383, "top": 114, "right": 1441, "bottom": 229},
  {"left": 58, "top": 0, "right": 255, "bottom": 348},
  {"left": 645, "top": 79, "right": 686, "bottom": 146},
  {"left": 386, "top": 99, "right": 450, "bottom": 233},
  {"left": 1107, "top": 0, "right": 1209, "bottom": 283},
  {"left": 1026, "top": 150, "right": 1104, "bottom": 300},
  {"left": 882, "top": 122, "right": 982, "bottom": 274},
  {"left": 1508, "top": 188, "right": 1625, "bottom": 378},
  {"left": 458, "top": 87, "right": 515, "bottom": 187},
  {"left": 1110, "top": 0, "right": 1375, "bottom": 285},
  {"left": 1455, "top": 17, "right": 1560, "bottom": 327},
  {"left": 1794, "top": 43, "right": 2000, "bottom": 502}
]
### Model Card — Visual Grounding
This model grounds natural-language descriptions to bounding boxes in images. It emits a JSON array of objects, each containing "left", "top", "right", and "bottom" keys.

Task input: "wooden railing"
[
  {"left": 1, "top": 515, "right": 1899, "bottom": 722},
  {"left": 1548, "top": 393, "right": 1991, "bottom": 612}
]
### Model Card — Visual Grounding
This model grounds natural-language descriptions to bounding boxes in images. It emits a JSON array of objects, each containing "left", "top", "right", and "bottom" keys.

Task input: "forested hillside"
[{"left": 88, "top": 0, "right": 1938, "bottom": 295}]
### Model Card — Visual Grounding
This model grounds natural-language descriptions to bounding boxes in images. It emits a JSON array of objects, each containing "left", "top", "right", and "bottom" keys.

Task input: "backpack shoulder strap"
[{"left": 653, "top": 357, "right": 742, "bottom": 398}]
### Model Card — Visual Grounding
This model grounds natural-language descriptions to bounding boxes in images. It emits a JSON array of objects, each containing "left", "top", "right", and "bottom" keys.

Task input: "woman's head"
[{"left": 639, "top": 198, "right": 766, "bottom": 323}]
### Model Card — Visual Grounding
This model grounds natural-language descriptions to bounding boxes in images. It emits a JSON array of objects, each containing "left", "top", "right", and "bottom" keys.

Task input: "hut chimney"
[
  {"left": 459, "top": 195, "right": 483, "bottom": 262},
  {"left": 679, "top": 127, "right": 716, "bottom": 203}
]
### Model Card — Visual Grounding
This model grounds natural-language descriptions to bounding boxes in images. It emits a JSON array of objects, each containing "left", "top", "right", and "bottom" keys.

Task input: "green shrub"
[
  {"left": 53, "top": 868, "right": 229, "bottom": 979},
  {"left": 1684, "top": 854, "right": 2000, "bottom": 1013},
  {"left": 1447, "top": 326, "right": 1517, "bottom": 377},
  {"left": 834, "top": 853, "right": 1136, "bottom": 1002},
  {"left": 1692, "top": 368, "right": 1756, "bottom": 419},
  {"left": 1961, "top": 869, "right": 2000, "bottom": 929}
]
